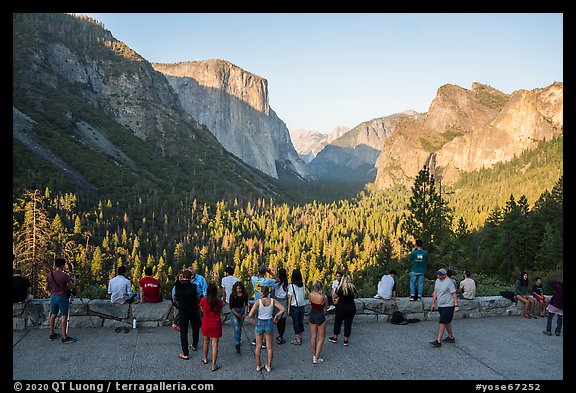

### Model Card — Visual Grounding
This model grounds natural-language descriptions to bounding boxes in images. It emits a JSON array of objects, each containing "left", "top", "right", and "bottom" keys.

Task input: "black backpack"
[
  {"left": 500, "top": 291, "right": 516, "bottom": 302},
  {"left": 391, "top": 310, "right": 420, "bottom": 325}
]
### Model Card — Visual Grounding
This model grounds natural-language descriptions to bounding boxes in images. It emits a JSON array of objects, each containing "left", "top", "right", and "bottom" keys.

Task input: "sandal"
[
  {"left": 277, "top": 337, "right": 285, "bottom": 345},
  {"left": 211, "top": 364, "right": 221, "bottom": 372},
  {"left": 190, "top": 346, "right": 198, "bottom": 351},
  {"left": 524, "top": 315, "right": 531, "bottom": 319},
  {"left": 201, "top": 358, "right": 208, "bottom": 365},
  {"left": 178, "top": 354, "right": 189, "bottom": 360},
  {"left": 291, "top": 339, "right": 302, "bottom": 345}
]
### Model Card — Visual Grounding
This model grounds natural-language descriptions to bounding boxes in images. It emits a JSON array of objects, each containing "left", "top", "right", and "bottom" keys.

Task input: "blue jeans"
[
  {"left": 290, "top": 305, "right": 305, "bottom": 335},
  {"left": 410, "top": 272, "right": 425, "bottom": 297},
  {"left": 230, "top": 307, "right": 245, "bottom": 345}
]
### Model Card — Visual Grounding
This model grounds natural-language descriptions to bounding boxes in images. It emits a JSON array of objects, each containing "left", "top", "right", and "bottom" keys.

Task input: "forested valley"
[{"left": 12, "top": 136, "right": 563, "bottom": 301}]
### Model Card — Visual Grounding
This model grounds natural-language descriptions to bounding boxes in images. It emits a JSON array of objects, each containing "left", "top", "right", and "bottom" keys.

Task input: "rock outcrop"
[
  {"left": 375, "top": 82, "right": 563, "bottom": 188},
  {"left": 309, "top": 111, "right": 422, "bottom": 181},
  {"left": 153, "top": 60, "right": 310, "bottom": 180}
]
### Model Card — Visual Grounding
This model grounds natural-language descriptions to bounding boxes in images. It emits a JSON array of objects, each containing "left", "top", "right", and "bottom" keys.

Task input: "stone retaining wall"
[{"left": 13, "top": 296, "right": 538, "bottom": 330}]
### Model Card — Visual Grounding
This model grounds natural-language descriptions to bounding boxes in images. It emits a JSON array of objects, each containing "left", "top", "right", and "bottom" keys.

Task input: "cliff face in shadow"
[{"left": 153, "top": 60, "right": 310, "bottom": 180}]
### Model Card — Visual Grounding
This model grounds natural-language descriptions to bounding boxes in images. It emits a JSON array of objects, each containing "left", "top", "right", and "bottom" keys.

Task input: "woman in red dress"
[{"left": 199, "top": 282, "right": 225, "bottom": 371}]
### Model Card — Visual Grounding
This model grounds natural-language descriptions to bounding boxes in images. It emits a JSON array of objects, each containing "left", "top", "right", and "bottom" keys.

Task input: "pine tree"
[{"left": 13, "top": 190, "right": 53, "bottom": 297}]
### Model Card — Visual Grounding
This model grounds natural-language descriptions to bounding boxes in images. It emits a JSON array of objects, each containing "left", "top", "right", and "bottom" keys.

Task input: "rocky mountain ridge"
[
  {"left": 152, "top": 60, "right": 310, "bottom": 180},
  {"left": 290, "top": 125, "right": 351, "bottom": 163},
  {"left": 307, "top": 111, "right": 423, "bottom": 181},
  {"left": 375, "top": 82, "right": 563, "bottom": 188},
  {"left": 12, "top": 13, "right": 291, "bottom": 202}
]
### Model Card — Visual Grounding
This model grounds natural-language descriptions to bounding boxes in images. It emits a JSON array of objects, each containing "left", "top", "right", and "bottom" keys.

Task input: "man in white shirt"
[
  {"left": 374, "top": 269, "right": 397, "bottom": 300},
  {"left": 458, "top": 270, "right": 476, "bottom": 300},
  {"left": 221, "top": 266, "right": 240, "bottom": 304},
  {"left": 108, "top": 265, "right": 133, "bottom": 304}
]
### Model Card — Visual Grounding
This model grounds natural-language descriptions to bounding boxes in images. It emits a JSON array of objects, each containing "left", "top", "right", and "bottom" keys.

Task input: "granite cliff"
[
  {"left": 374, "top": 82, "right": 563, "bottom": 189},
  {"left": 308, "top": 111, "right": 422, "bottom": 181},
  {"left": 153, "top": 60, "right": 310, "bottom": 180}
]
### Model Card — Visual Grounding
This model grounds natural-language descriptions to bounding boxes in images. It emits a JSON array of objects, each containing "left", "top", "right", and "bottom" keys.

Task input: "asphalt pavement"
[{"left": 12, "top": 315, "right": 565, "bottom": 387}]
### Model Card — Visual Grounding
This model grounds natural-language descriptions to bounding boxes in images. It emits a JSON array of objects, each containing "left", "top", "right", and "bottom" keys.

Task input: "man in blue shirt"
[
  {"left": 408, "top": 239, "right": 428, "bottom": 301},
  {"left": 188, "top": 267, "right": 207, "bottom": 298}
]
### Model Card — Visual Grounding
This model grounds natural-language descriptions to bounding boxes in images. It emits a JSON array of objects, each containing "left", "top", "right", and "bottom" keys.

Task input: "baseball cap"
[{"left": 435, "top": 268, "right": 447, "bottom": 275}]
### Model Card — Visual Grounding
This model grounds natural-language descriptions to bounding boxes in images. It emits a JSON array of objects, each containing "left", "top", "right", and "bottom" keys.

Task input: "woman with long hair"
[
  {"left": 308, "top": 280, "right": 328, "bottom": 364},
  {"left": 273, "top": 268, "right": 289, "bottom": 345},
  {"left": 328, "top": 274, "right": 358, "bottom": 346},
  {"left": 248, "top": 285, "right": 286, "bottom": 372},
  {"left": 515, "top": 272, "right": 535, "bottom": 319},
  {"left": 287, "top": 268, "right": 306, "bottom": 345},
  {"left": 228, "top": 281, "right": 249, "bottom": 353},
  {"left": 199, "top": 282, "right": 225, "bottom": 371}
]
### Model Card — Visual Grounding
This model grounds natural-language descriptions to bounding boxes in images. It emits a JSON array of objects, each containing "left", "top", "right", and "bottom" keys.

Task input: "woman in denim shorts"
[{"left": 248, "top": 286, "right": 286, "bottom": 372}]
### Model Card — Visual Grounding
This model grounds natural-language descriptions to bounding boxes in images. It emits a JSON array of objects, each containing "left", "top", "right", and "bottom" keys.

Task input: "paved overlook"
[{"left": 13, "top": 315, "right": 564, "bottom": 386}]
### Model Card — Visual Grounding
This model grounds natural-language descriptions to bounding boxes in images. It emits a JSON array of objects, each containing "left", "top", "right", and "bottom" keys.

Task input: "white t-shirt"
[
  {"left": 459, "top": 277, "right": 476, "bottom": 299},
  {"left": 221, "top": 275, "right": 240, "bottom": 303},
  {"left": 287, "top": 283, "right": 306, "bottom": 307},
  {"left": 377, "top": 275, "right": 396, "bottom": 299},
  {"left": 331, "top": 280, "right": 340, "bottom": 294}
]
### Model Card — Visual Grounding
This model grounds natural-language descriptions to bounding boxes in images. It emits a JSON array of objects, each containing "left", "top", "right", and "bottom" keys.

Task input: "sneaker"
[
  {"left": 49, "top": 333, "right": 60, "bottom": 341},
  {"left": 61, "top": 336, "right": 77, "bottom": 344},
  {"left": 328, "top": 337, "right": 338, "bottom": 344},
  {"left": 409, "top": 296, "right": 416, "bottom": 301},
  {"left": 313, "top": 356, "right": 324, "bottom": 364},
  {"left": 373, "top": 294, "right": 383, "bottom": 299},
  {"left": 265, "top": 365, "right": 271, "bottom": 372},
  {"left": 430, "top": 340, "right": 441, "bottom": 348},
  {"left": 327, "top": 305, "right": 336, "bottom": 312},
  {"left": 543, "top": 330, "right": 552, "bottom": 336},
  {"left": 256, "top": 365, "right": 263, "bottom": 371},
  {"left": 251, "top": 339, "right": 257, "bottom": 346},
  {"left": 343, "top": 340, "right": 349, "bottom": 346},
  {"left": 442, "top": 336, "right": 455, "bottom": 343},
  {"left": 261, "top": 343, "right": 266, "bottom": 349},
  {"left": 235, "top": 344, "right": 241, "bottom": 353}
]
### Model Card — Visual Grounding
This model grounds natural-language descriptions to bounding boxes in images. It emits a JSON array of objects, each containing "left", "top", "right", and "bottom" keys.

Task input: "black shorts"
[
  {"left": 308, "top": 309, "right": 326, "bottom": 325},
  {"left": 438, "top": 306, "right": 455, "bottom": 324}
]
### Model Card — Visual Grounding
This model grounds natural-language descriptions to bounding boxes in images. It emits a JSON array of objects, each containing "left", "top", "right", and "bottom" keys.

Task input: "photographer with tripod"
[{"left": 46, "top": 258, "right": 77, "bottom": 343}]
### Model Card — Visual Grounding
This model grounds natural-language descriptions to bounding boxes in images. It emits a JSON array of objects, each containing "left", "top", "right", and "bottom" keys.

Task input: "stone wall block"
[
  {"left": 132, "top": 301, "right": 172, "bottom": 321},
  {"left": 89, "top": 299, "right": 129, "bottom": 319},
  {"left": 13, "top": 302, "right": 26, "bottom": 316},
  {"left": 13, "top": 317, "right": 26, "bottom": 330},
  {"left": 26, "top": 300, "right": 51, "bottom": 327}
]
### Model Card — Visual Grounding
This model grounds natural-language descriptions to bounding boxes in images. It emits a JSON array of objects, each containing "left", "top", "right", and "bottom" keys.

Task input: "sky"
[{"left": 80, "top": 13, "right": 563, "bottom": 135}]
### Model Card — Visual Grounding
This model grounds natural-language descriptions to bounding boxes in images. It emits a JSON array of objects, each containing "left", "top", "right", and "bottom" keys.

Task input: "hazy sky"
[{"left": 80, "top": 13, "right": 563, "bottom": 134}]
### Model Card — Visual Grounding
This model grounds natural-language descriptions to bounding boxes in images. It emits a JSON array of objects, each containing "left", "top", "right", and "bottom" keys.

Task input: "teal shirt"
[{"left": 409, "top": 249, "right": 428, "bottom": 274}]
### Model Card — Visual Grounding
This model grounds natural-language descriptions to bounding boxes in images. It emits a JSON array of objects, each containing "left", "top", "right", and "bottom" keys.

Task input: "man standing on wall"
[{"left": 408, "top": 239, "right": 428, "bottom": 301}]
